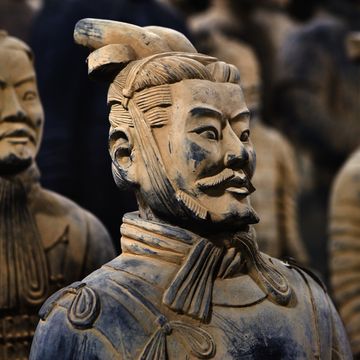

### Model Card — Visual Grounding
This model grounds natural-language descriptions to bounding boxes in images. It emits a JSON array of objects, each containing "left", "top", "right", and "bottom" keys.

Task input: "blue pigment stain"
[{"left": 186, "top": 140, "right": 208, "bottom": 168}]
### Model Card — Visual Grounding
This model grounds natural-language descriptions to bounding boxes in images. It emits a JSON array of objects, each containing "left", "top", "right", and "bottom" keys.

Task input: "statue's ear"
[{"left": 109, "top": 127, "right": 136, "bottom": 187}]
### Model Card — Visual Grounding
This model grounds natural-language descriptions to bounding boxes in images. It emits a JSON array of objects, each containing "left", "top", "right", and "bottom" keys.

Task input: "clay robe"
[{"left": 32, "top": 212, "right": 350, "bottom": 359}]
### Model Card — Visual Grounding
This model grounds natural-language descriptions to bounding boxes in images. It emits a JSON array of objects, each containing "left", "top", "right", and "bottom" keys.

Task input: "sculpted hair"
[
  {"left": 108, "top": 54, "right": 241, "bottom": 191},
  {"left": 0, "top": 31, "right": 33, "bottom": 62},
  {"left": 108, "top": 55, "right": 240, "bottom": 129}
]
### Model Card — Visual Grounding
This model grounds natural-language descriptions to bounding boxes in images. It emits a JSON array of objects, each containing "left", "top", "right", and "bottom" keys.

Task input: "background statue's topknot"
[{"left": 0, "top": 30, "right": 33, "bottom": 61}]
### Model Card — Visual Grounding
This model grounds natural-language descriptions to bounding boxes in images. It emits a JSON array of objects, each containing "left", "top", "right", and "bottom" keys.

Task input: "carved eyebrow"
[
  {"left": 231, "top": 110, "right": 251, "bottom": 121},
  {"left": 14, "top": 75, "right": 36, "bottom": 87},
  {"left": 190, "top": 107, "right": 223, "bottom": 121}
]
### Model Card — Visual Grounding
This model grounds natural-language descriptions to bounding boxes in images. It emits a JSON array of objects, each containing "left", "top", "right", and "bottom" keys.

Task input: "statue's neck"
[
  {"left": 120, "top": 212, "right": 254, "bottom": 321},
  {"left": 120, "top": 212, "right": 247, "bottom": 283},
  {"left": 120, "top": 211, "right": 203, "bottom": 261}
]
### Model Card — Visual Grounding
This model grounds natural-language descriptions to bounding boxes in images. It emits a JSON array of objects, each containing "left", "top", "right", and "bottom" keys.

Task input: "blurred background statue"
[
  {"left": 329, "top": 146, "right": 360, "bottom": 358},
  {"left": 0, "top": 32, "right": 115, "bottom": 359},
  {"left": 274, "top": 0, "right": 360, "bottom": 282}
]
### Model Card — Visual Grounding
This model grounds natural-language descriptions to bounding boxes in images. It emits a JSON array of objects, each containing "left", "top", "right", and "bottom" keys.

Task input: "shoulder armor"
[
  {"left": 39, "top": 281, "right": 84, "bottom": 320},
  {"left": 67, "top": 284, "right": 100, "bottom": 329},
  {"left": 283, "top": 257, "right": 327, "bottom": 292}
]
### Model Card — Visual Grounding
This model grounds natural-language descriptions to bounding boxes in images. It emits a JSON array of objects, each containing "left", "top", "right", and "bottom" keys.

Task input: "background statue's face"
[
  {"left": 153, "top": 79, "right": 257, "bottom": 226},
  {"left": 0, "top": 48, "right": 43, "bottom": 175}
]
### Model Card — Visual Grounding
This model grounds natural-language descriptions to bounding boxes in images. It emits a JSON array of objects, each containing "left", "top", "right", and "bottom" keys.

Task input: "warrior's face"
[
  {"left": 0, "top": 47, "right": 43, "bottom": 175},
  {"left": 152, "top": 79, "right": 257, "bottom": 227}
]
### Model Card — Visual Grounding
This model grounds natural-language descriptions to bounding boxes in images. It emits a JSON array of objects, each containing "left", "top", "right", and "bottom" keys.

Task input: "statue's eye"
[
  {"left": 193, "top": 126, "right": 219, "bottom": 141},
  {"left": 202, "top": 130, "right": 218, "bottom": 140},
  {"left": 240, "top": 130, "right": 250, "bottom": 142},
  {"left": 23, "top": 91, "right": 37, "bottom": 101}
]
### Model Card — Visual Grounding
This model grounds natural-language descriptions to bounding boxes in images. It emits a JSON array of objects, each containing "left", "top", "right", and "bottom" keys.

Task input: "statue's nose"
[
  {"left": 224, "top": 149, "right": 249, "bottom": 169},
  {"left": 223, "top": 124, "right": 250, "bottom": 169},
  {"left": 0, "top": 87, "right": 26, "bottom": 122}
]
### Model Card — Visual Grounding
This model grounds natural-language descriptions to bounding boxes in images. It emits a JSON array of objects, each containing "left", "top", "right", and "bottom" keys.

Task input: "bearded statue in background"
[
  {"left": 30, "top": 19, "right": 351, "bottom": 359},
  {"left": 0, "top": 31, "right": 115, "bottom": 359}
]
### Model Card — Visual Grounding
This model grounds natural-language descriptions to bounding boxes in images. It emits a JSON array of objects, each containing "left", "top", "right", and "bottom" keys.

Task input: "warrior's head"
[
  {"left": 0, "top": 31, "right": 44, "bottom": 176},
  {"left": 75, "top": 19, "right": 259, "bottom": 232}
]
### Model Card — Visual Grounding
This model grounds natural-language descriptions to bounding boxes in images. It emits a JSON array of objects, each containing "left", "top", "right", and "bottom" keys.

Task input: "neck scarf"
[{"left": 121, "top": 212, "right": 292, "bottom": 322}]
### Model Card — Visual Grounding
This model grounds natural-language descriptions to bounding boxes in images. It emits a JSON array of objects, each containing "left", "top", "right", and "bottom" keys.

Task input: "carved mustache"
[{"left": 196, "top": 168, "right": 255, "bottom": 193}]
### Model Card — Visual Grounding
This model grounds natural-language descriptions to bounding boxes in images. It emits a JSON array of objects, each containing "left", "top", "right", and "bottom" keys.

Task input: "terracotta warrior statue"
[
  {"left": 30, "top": 19, "right": 351, "bottom": 359},
  {"left": 0, "top": 31, "right": 115, "bottom": 359},
  {"left": 329, "top": 146, "right": 360, "bottom": 358}
]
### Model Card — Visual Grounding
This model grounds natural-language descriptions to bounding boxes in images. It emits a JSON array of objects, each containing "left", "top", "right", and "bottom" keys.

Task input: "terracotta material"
[
  {"left": 30, "top": 19, "right": 351, "bottom": 359},
  {"left": 190, "top": 31, "right": 308, "bottom": 263},
  {"left": 251, "top": 123, "right": 308, "bottom": 263},
  {"left": 329, "top": 147, "right": 360, "bottom": 357},
  {"left": 0, "top": 31, "right": 115, "bottom": 359}
]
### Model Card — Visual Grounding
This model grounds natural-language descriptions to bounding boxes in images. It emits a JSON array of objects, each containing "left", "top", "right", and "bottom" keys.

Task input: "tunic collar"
[{"left": 121, "top": 212, "right": 292, "bottom": 322}]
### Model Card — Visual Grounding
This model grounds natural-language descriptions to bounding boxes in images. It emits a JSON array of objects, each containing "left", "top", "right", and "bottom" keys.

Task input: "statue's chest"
[
  {"left": 158, "top": 303, "right": 316, "bottom": 360},
  {"left": 164, "top": 277, "right": 331, "bottom": 360},
  {"left": 92, "top": 261, "right": 332, "bottom": 359},
  {"left": 0, "top": 220, "right": 83, "bottom": 359},
  {"left": 198, "top": 304, "right": 313, "bottom": 360}
]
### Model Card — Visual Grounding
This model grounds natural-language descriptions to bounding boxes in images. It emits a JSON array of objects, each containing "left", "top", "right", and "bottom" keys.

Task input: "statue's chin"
[
  {"left": 0, "top": 154, "right": 33, "bottom": 176},
  {"left": 136, "top": 185, "right": 259, "bottom": 233},
  {"left": 146, "top": 199, "right": 258, "bottom": 235},
  {"left": 206, "top": 206, "right": 259, "bottom": 230}
]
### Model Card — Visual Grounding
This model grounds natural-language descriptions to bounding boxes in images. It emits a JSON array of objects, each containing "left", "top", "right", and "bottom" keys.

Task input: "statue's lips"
[
  {"left": 224, "top": 174, "right": 255, "bottom": 196},
  {"left": 0, "top": 127, "right": 36, "bottom": 145},
  {"left": 226, "top": 186, "right": 251, "bottom": 195}
]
